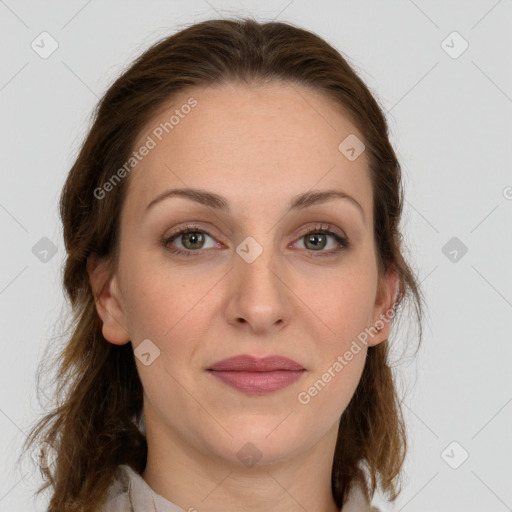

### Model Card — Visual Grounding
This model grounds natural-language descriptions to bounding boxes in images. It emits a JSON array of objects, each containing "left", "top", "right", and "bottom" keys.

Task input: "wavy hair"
[{"left": 20, "top": 17, "right": 425, "bottom": 512}]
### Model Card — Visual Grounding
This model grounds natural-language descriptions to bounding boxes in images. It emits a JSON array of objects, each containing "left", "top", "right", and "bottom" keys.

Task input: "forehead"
[{"left": 125, "top": 81, "right": 372, "bottom": 221}]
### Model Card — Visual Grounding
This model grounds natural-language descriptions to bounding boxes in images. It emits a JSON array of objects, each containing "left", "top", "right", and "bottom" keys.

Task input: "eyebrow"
[{"left": 145, "top": 187, "right": 365, "bottom": 223}]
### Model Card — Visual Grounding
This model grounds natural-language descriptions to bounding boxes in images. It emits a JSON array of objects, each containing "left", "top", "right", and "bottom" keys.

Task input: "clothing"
[{"left": 99, "top": 464, "right": 381, "bottom": 512}]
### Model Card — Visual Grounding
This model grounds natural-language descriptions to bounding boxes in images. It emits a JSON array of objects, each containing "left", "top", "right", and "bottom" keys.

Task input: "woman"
[{"left": 22, "top": 17, "right": 424, "bottom": 512}]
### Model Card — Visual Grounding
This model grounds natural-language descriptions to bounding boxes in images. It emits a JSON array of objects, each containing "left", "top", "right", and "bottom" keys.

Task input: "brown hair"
[{"left": 20, "top": 16, "right": 425, "bottom": 511}]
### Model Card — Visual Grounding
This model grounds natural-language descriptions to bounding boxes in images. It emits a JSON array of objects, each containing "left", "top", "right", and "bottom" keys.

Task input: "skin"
[{"left": 88, "top": 81, "right": 399, "bottom": 512}]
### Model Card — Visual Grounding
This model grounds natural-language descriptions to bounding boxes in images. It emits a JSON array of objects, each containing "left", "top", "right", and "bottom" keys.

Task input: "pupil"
[
  {"left": 307, "top": 233, "right": 325, "bottom": 250},
  {"left": 184, "top": 232, "right": 203, "bottom": 249}
]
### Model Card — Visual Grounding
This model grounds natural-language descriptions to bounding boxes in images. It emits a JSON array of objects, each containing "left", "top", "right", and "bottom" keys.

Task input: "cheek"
[
  {"left": 294, "top": 346, "right": 366, "bottom": 445},
  {"left": 299, "top": 270, "right": 374, "bottom": 405},
  {"left": 120, "top": 253, "right": 212, "bottom": 341},
  {"left": 304, "top": 271, "right": 376, "bottom": 344},
  {"left": 122, "top": 268, "right": 219, "bottom": 400},
  {"left": 125, "top": 271, "right": 210, "bottom": 406}
]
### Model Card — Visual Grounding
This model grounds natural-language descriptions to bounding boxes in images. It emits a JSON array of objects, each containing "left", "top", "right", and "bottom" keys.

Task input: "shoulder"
[
  {"left": 342, "top": 480, "right": 382, "bottom": 512},
  {"left": 98, "top": 464, "right": 133, "bottom": 511},
  {"left": 99, "top": 464, "right": 186, "bottom": 512},
  {"left": 101, "top": 464, "right": 381, "bottom": 512}
]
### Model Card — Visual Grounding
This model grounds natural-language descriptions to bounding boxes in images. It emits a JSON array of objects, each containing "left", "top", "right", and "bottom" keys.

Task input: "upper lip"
[{"left": 207, "top": 355, "right": 305, "bottom": 372}]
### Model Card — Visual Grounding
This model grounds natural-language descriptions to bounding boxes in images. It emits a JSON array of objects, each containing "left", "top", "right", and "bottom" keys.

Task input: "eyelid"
[
  {"left": 164, "top": 222, "right": 345, "bottom": 242},
  {"left": 291, "top": 223, "right": 349, "bottom": 256},
  {"left": 300, "top": 223, "right": 345, "bottom": 239},
  {"left": 161, "top": 223, "right": 222, "bottom": 251},
  {"left": 164, "top": 222, "right": 225, "bottom": 243},
  {"left": 162, "top": 222, "right": 349, "bottom": 257}
]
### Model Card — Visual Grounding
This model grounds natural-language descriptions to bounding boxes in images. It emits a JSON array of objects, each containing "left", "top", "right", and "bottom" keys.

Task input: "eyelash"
[{"left": 161, "top": 223, "right": 349, "bottom": 258}]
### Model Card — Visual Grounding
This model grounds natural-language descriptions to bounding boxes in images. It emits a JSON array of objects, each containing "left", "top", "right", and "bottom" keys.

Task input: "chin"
[{"left": 205, "top": 422, "right": 309, "bottom": 467}]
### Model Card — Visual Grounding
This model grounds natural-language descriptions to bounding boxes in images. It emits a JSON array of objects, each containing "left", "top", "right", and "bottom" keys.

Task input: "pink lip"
[
  {"left": 208, "top": 355, "right": 305, "bottom": 372},
  {"left": 207, "top": 355, "right": 306, "bottom": 395}
]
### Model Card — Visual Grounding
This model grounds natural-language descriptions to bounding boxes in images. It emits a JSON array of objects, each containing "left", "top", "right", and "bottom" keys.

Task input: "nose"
[{"left": 224, "top": 239, "right": 291, "bottom": 334}]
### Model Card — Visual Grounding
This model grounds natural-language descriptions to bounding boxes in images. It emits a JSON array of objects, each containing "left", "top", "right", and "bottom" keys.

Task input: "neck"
[{"left": 141, "top": 402, "right": 342, "bottom": 512}]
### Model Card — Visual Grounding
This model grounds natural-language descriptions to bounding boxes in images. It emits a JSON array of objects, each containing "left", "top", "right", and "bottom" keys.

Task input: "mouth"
[{"left": 206, "top": 354, "right": 306, "bottom": 395}]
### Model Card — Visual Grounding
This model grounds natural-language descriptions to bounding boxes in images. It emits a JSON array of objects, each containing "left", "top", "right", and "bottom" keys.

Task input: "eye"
[
  {"left": 292, "top": 224, "right": 349, "bottom": 258},
  {"left": 162, "top": 224, "right": 218, "bottom": 257},
  {"left": 161, "top": 223, "right": 349, "bottom": 258}
]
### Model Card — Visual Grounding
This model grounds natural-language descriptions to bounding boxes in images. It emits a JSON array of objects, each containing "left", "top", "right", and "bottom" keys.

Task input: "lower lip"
[{"left": 207, "top": 370, "right": 305, "bottom": 395}]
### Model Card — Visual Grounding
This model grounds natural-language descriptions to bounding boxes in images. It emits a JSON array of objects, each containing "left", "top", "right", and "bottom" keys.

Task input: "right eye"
[{"left": 162, "top": 224, "right": 219, "bottom": 257}]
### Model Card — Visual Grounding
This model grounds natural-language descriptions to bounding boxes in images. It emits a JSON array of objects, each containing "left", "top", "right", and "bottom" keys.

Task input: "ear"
[
  {"left": 367, "top": 265, "right": 400, "bottom": 347},
  {"left": 86, "top": 253, "right": 130, "bottom": 345}
]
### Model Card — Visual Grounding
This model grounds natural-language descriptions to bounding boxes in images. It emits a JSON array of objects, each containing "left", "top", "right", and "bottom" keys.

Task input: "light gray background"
[{"left": 1, "top": 1, "right": 511, "bottom": 511}]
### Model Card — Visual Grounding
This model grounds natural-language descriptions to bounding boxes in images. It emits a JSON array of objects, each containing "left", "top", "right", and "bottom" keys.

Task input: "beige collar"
[{"left": 101, "top": 464, "right": 380, "bottom": 512}]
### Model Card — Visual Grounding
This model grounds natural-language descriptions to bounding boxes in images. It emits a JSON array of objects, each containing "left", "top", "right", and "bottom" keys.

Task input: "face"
[{"left": 89, "top": 81, "right": 398, "bottom": 467}]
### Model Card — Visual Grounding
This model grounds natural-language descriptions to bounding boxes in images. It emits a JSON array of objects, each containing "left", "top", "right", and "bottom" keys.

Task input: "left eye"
[
  {"left": 162, "top": 224, "right": 348, "bottom": 258},
  {"left": 163, "top": 227, "right": 217, "bottom": 254},
  {"left": 295, "top": 228, "right": 347, "bottom": 254}
]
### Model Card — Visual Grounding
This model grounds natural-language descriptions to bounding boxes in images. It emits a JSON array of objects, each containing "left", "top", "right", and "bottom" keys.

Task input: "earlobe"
[
  {"left": 367, "top": 266, "right": 400, "bottom": 347},
  {"left": 86, "top": 254, "right": 130, "bottom": 345}
]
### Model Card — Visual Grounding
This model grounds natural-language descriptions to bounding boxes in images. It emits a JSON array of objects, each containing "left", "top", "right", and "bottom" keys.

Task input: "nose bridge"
[
  {"left": 227, "top": 230, "right": 289, "bottom": 331},
  {"left": 236, "top": 231, "right": 279, "bottom": 294}
]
